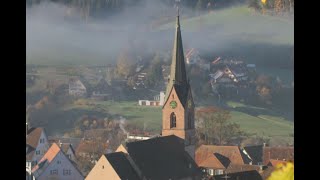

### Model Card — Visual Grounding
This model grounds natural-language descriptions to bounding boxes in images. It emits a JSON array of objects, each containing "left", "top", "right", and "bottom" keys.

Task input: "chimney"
[
  {"left": 263, "top": 142, "right": 266, "bottom": 147},
  {"left": 26, "top": 123, "right": 28, "bottom": 136},
  {"left": 58, "top": 140, "right": 62, "bottom": 147}
]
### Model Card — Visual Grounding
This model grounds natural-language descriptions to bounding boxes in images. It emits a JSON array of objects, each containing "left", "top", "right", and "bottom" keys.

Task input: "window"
[
  {"left": 215, "top": 169, "right": 224, "bottom": 175},
  {"left": 57, "top": 160, "right": 61, "bottom": 164},
  {"left": 68, "top": 154, "right": 72, "bottom": 159},
  {"left": 35, "top": 150, "right": 40, "bottom": 155},
  {"left": 208, "top": 169, "right": 214, "bottom": 176},
  {"left": 39, "top": 138, "right": 44, "bottom": 143},
  {"left": 63, "top": 169, "right": 71, "bottom": 175},
  {"left": 170, "top": 113, "right": 176, "bottom": 128},
  {"left": 50, "top": 169, "right": 58, "bottom": 175}
]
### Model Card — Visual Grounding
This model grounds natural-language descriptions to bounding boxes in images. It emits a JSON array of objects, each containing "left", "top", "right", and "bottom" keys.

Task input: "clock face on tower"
[{"left": 170, "top": 101, "right": 177, "bottom": 109}]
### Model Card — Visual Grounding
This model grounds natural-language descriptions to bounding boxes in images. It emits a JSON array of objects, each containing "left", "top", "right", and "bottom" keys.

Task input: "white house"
[
  {"left": 32, "top": 143, "right": 84, "bottom": 180},
  {"left": 69, "top": 78, "right": 87, "bottom": 97},
  {"left": 26, "top": 125, "right": 50, "bottom": 167},
  {"left": 138, "top": 91, "right": 165, "bottom": 106}
]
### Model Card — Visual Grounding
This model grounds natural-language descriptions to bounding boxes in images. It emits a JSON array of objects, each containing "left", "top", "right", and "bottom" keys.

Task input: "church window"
[{"left": 170, "top": 113, "right": 176, "bottom": 128}]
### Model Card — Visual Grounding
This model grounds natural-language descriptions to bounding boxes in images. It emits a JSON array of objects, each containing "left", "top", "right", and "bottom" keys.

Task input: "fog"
[{"left": 26, "top": 1, "right": 294, "bottom": 66}]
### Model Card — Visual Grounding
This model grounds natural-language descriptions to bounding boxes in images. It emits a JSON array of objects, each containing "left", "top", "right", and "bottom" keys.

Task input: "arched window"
[
  {"left": 188, "top": 112, "right": 193, "bottom": 129},
  {"left": 170, "top": 113, "right": 176, "bottom": 128}
]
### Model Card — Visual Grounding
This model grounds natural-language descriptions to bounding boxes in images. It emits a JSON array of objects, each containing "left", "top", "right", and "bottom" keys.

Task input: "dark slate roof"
[
  {"left": 214, "top": 153, "right": 231, "bottom": 168},
  {"left": 243, "top": 145, "right": 263, "bottom": 165},
  {"left": 105, "top": 152, "right": 140, "bottom": 180},
  {"left": 212, "top": 170, "right": 262, "bottom": 180},
  {"left": 126, "top": 135, "right": 201, "bottom": 180},
  {"left": 164, "top": 14, "right": 189, "bottom": 107}
]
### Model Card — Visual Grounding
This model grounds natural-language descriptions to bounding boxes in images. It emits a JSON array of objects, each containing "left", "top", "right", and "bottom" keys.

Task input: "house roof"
[
  {"left": 212, "top": 170, "right": 263, "bottom": 180},
  {"left": 26, "top": 144, "right": 36, "bottom": 161},
  {"left": 104, "top": 152, "right": 140, "bottom": 180},
  {"left": 196, "top": 145, "right": 246, "bottom": 167},
  {"left": 60, "top": 143, "right": 75, "bottom": 155},
  {"left": 198, "top": 154, "right": 226, "bottom": 169},
  {"left": 32, "top": 143, "right": 83, "bottom": 178},
  {"left": 267, "top": 159, "right": 288, "bottom": 167},
  {"left": 126, "top": 135, "right": 201, "bottom": 180},
  {"left": 263, "top": 147, "right": 294, "bottom": 165},
  {"left": 243, "top": 145, "right": 263, "bottom": 164},
  {"left": 26, "top": 127, "right": 44, "bottom": 149}
]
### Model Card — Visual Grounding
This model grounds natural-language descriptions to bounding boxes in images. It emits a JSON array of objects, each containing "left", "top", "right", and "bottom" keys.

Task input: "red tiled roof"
[
  {"left": 32, "top": 143, "right": 60, "bottom": 172},
  {"left": 26, "top": 127, "right": 44, "bottom": 148},
  {"left": 196, "top": 145, "right": 245, "bottom": 168},
  {"left": 263, "top": 147, "right": 294, "bottom": 165},
  {"left": 198, "top": 155, "right": 225, "bottom": 169}
]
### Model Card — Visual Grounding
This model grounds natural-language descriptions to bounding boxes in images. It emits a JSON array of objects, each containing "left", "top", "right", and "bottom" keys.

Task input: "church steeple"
[
  {"left": 164, "top": 11, "right": 189, "bottom": 107},
  {"left": 169, "top": 11, "right": 187, "bottom": 86},
  {"left": 162, "top": 11, "right": 195, "bottom": 160}
]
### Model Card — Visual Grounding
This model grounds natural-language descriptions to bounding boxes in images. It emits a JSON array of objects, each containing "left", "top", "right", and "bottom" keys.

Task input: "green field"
[
  {"left": 52, "top": 100, "right": 293, "bottom": 140},
  {"left": 159, "top": 6, "right": 293, "bottom": 45}
]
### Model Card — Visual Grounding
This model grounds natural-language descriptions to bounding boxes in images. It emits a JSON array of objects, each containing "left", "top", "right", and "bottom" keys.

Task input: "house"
[
  {"left": 69, "top": 78, "right": 87, "bottom": 97},
  {"left": 26, "top": 125, "right": 50, "bottom": 167},
  {"left": 241, "top": 145, "right": 263, "bottom": 165},
  {"left": 195, "top": 145, "right": 251, "bottom": 177},
  {"left": 91, "top": 78, "right": 113, "bottom": 101},
  {"left": 138, "top": 91, "right": 165, "bottom": 106},
  {"left": 85, "top": 152, "right": 141, "bottom": 180},
  {"left": 263, "top": 146, "right": 294, "bottom": 165},
  {"left": 48, "top": 136, "right": 82, "bottom": 151},
  {"left": 32, "top": 143, "right": 84, "bottom": 180},
  {"left": 211, "top": 170, "right": 263, "bottom": 180},
  {"left": 59, "top": 143, "right": 77, "bottom": 162},
  {"left": 185, "top": 48, "right": 201, "bottom": 65}
]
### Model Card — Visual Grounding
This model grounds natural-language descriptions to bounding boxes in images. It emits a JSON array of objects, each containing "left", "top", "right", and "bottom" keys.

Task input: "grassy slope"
[{"left": 159, "top": 6, "right": 293, "bottom": 45}]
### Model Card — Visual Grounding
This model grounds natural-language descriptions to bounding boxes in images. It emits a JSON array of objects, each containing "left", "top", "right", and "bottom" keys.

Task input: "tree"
[
  {"left": 255, "top": 75, "right": 276, "bottom": 104},
  {"left": 196, "top": 107, "right": 246, "bottom": 145},
  {"left": 274, "top": 0, "right": 284, "bottom": 14},
  {"left": 145, "top": 53, "right": 163, "bottom": 88},
  {"left": 248, "top": 0, "right": 262, "bottom": 11},
  {"left": 116, "top": 49, "right": 136, "bottom": 79}
]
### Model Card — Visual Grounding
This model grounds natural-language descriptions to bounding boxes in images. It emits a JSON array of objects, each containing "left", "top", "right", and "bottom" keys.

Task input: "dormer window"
[{"left": 170, "top": 113, "right": 176, "bottom": 128}]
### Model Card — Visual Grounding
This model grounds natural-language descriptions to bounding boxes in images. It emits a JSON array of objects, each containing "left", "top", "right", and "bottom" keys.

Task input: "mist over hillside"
[{"left": 26, "top": 1, "right": 293, "bottom": 68}]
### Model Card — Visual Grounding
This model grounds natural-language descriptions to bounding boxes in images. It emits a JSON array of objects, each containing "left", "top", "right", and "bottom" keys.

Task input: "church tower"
[{"left": 162, "top": 11, "right": 195, "bottom": 159}]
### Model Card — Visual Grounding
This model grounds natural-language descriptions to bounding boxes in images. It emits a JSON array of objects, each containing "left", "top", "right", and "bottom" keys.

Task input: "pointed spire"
[
  {"left": 169, "top": 11, "right": 187, "bottom": 86},
  {"left": 164, "top": 12, "right": 189, "bottom": 106}
]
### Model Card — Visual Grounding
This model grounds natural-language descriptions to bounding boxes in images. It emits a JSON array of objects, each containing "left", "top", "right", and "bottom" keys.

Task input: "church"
[{"left": 85, "top": 12, "right": 202, "bottom": 180}]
